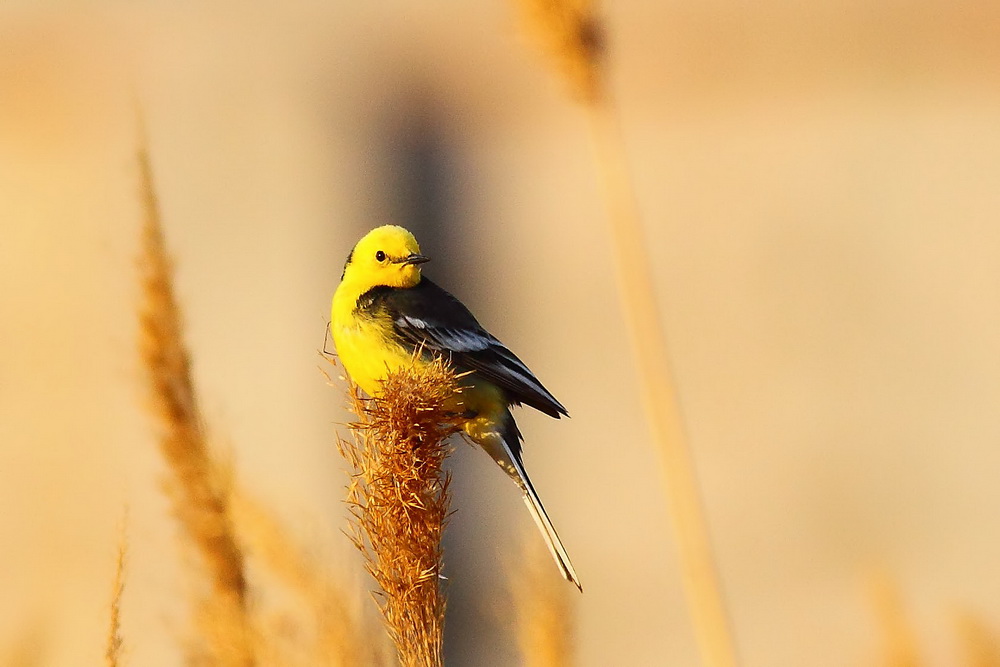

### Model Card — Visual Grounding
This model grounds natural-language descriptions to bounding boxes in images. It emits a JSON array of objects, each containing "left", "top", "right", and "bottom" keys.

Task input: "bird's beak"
[{"left": 401, "top": 253, "right": 430, "bottom": 266}]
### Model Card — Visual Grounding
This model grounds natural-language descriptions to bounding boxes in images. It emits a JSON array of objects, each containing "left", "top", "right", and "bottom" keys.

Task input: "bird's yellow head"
[{"left": 341, "top": 225, "right": 429, "bottom": 289}]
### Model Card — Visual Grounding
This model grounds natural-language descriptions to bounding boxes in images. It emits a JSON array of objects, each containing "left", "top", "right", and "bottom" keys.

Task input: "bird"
[{"left": 330, "top": 224, "right": 581, "bottom": 591}]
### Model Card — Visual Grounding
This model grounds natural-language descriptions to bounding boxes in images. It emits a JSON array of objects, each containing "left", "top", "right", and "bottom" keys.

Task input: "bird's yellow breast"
[
  {"left": 331, "top": 293, "right": 415, "bottom": 398},
  {"left": 330, "top": 278, "right": 506, "bottom": 421}
]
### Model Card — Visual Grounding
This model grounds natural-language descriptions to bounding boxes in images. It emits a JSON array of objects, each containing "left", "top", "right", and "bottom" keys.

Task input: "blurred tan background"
[{"left": 2, "top": 1, "right": 1000, "bottom": 665}]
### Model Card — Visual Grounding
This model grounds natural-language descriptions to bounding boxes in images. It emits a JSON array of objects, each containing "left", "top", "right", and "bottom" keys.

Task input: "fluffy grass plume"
[
  {"left": 106, "top": 527, "right": 127, "bottom": 667},
  {"left": 517, "top": 2, "right": 738, "bottom": 665},
  {"left": 517, "top": 0, "right": 604, "bottom": 102},
  {"left": 137, "top": 139, "right": 254, "bottom": 666},
  {"left": 336, "top": 357, "right": 464, "bottom": 667},
  {"left": 511, "top": 537, "right": 575, "bottom": 667}
]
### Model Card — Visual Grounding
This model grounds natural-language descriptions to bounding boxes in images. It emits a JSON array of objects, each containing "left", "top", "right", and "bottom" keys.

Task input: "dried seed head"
[
  {"left": 518, "top": 0, "right": 605, "bottom": 102},
  {"left": 337, "top": 358, "right": 463, "bottom": 667}
]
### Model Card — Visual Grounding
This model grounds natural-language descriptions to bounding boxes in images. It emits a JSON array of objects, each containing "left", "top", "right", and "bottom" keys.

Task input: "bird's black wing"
[{"left": 359, "top": 278, "right": 568, "bottom": 418}]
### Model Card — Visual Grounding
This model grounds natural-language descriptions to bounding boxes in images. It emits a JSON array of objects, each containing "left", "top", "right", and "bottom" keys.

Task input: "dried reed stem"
[
  {"left": 336, "top": 358, "right": 463, "bottom": 667},
  {"left": 137, "top": 137, "right": 254, "bottom": 666},
  {"left": 106, "top": 527, "right": 127, "bottom": 667},
  {"left": 519, "top": 3, "right": 738, "bottom": 665},
  {"left": 588, "top": 101, "right": 738, "bottom": 667},
  {"left": 511, "top": 537, "right": 574, "bottom": 667}
]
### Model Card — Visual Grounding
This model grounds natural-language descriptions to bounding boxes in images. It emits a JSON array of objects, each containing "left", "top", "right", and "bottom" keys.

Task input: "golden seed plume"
[
  {"left": 336, "top": 358, "right": 464, "bottom": 667},
  {"left": 136, "top": 133, "right": 254, "bottom": 667},
  {"left": 517, "top": 0, "right": 604, "bottom": 102},
  {"left": 510, "top": 537, "right": 575, "bottom": 667}
]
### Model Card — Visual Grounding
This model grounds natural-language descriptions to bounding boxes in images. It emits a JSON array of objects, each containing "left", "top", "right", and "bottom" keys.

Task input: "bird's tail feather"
[
  {"left": 520, "top": 475, "right": 583, "bottom": 592},
  {"left": 499, "top": 436, "right": 583, "bottom": 592}
]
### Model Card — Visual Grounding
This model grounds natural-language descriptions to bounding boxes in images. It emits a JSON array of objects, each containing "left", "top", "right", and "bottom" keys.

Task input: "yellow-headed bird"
[{"left": 331, "top": 225, "right": 580, "bottom": 590}]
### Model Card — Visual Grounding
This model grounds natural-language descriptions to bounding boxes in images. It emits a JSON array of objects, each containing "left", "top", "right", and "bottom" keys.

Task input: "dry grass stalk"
[
  {"left": 517, "top": 0, "right": 604, "bottom": 102},
  {"left": 231, "top": 490, "right": 389, "bottom": 666},
  {"left": 106, "top": 527, "right": 127, "bottom": 667},
  {"left": 510, "top": 537, "right": 575, "bottom": 667},
  {"left": 136, "top": 139, "right": 254, "bottom": 667},
  {"left": 336, "top": 358, "right": 463, "bottom": 667},
  {"left": 589, "top": 102, "right": 738, "bottom": 667},
  {"left": 868, "top": 574, "right": 922, "bottom": 667},
  {"left": 519, "top": 2, "right": 738, "bottom": 666}
]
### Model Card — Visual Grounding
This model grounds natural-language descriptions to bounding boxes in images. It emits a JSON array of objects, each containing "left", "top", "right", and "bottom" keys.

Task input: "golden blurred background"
[{"left": 2, "top": 1, "right": 1000, "bottom": 665}]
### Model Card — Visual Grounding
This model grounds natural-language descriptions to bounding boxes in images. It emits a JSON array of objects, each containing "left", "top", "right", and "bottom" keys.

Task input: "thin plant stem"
[
  {"left": 514, "top": 1, "right": 739, "bottom": 662},
  {"left": 586, "top": 91, "right": 738, "bottom": 667}
]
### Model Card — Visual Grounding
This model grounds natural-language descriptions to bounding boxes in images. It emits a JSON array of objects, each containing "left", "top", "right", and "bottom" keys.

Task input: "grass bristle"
[
  {"left": 105, "top": 526, "right": 127, "bottom": 667},
  {"left": 336, "top": 358, "right": 464, "bottom": 667}
]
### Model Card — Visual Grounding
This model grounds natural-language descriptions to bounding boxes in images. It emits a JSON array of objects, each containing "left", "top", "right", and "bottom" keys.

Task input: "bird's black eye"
[{"left": 375, "top": 250, "right": 386, "bottom": 262}]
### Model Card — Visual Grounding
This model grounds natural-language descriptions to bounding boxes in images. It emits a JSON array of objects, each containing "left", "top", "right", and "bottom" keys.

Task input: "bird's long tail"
[
  {"left": 514, "top": 456, "right": 582, "bottom": 592},
  {"left": 487, "top": 417, "right": 582, "bottom": 592}
]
